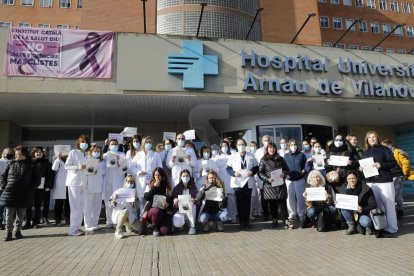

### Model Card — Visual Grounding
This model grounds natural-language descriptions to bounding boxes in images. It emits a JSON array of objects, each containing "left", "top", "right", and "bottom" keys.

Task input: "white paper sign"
[
  {"left": 327, "top": 155, "right": 349, "bottom": 167},
  {"left": 114, "top": 188, "right": 136, "bottom": 203},
  {"left": 178, "top": 194, "right": 192, "bottom": 214},
  {"left": 118, "top": 157, "right": 128, "bottom": 172},
  {"left": 121, "top": 127, "right": 137, "bottom": 137},
  {"left": 174, "top": 148, "right": 187, "bottom": 163},
  {"left": 312, "top": 154, "right": 325, "bottom": 170},
  {"left": 305, "top": 187, "right": 326, "bottom": 201},
  {"left": 86, "top": 157, "right": 99, "bottom": 175},
  {"left": 152, "top": 195, "right": 167, "bottom": 209},
  {"left": 335, "top": 194, "right": 359, "bottom": 211},
  {"left": 106, "top": 152, "right": 118, "bottom": 168},
  {"left": 205, "top": 187, "right": 224, "bottom": 201},
  {"left": 359, "top": 157, "right": 379, "bottom": 178},
  {"left": 53, "top": 145, "right": 71, "bottom": 156},
  {"left": 38, "top": 177, "right": 45, "bottom": 189},
  {"left": 108, "top": 133, "right": 124, "bottom": 144},
  {"left": 183, "top": 129, "right": 196, "bottom": 140},
  {"left": 163, "top": 132, "right": 177, "bottom": 141},
  {"left": 270, "top": 169, "right": 284, "bottom": 187}
]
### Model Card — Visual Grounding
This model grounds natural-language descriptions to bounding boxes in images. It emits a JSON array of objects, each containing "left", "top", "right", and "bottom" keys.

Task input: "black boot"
[
  {"left": 15, "top": 231, "right": 23, "bottom": 239},
  {"left": 4, "top": 232, "right": 12, "bottom": 242},
  {"left": 22, "top": 221, "right": 32, "bottom": 230},
  {"left": 397, "top": 210, "right": 403, "bottom": 220}
]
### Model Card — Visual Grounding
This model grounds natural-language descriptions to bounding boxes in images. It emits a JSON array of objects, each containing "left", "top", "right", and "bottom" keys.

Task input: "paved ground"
[{"left": 1, "top": 199, "right": 413, "bottom": 276}]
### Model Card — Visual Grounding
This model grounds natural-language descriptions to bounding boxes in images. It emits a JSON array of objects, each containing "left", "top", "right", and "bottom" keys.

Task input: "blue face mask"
[
  {"left": 110, "top": 145, "right": 118, "bottom": 152},
  {"left": 144, "top": 143, "right": 152, "bottom": 151},
  {"left": 181, "top": 176, "right": 190, "bottom": 185},
  {"left": 203, "top": 152, "right": 210, "bottom": 160},
  {"left": 92, "top": 152, "right": 100, "bottom": 159},
  {"left": 80, "top": 142, "right": 88, "bottom": 151},
  {"left": 303, "top": 145, "right": 310, "bottom": 151},
  {"left": 126, "top": 182, "right": 135, "bottom": 189},
  {"left": 133, "top": 142, "right": 140, "bottom": 149},
  {"left": 165, "top": 144, "right": 172, "bottom": 151}
]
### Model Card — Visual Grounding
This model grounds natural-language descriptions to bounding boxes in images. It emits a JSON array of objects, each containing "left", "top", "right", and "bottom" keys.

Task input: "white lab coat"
[
  {"left": 84, "top": 160, "right": 105, "bottom": 193},
  {"left": 65, "top": 149, "right": 87, "bottom": 187},
  {"left": 166, "top": 146, "right": 196, "bottom": 187},
  {"left": 226, "top": 151, "right": 258, "bottom": 189},
  {"left": 194, "top": 159, "right": 219, "bottom": 190},
  {"left": 213, "top": 154, "right": 233, "bottom": 195},
  {"left": 102, "top": 152, "right": 127, "bottom": 200},
  {"left": 111, "top": 188, "right": 139, "bottom": 224},
  {"left": 51, "top": 159, "right": 67, "bottom": 199},
  {"left": 130, "top": 150, "right": 162, "bottom": 198}
]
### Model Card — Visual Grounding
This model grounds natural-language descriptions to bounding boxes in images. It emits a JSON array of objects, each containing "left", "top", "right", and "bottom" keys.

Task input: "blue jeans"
[
  {"left": 341, "top": 209, "right": 373, "bottom": 229},
  {"left": 199, "top": 209, "right": 228, "bottom": 223},
  {"left": 306, "top": 206, "right": 336, "bottom": 222}
]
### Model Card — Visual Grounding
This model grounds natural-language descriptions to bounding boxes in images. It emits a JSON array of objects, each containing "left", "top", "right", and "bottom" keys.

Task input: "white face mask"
[
  {"left": 211, "top": 150, "right": 218, "bottom": 157},
  {"left": 290, "top": 145, "right": 297, "bottom": 152},
  {"left": 181, "top": 176, "right": 190, "bottom": 185},
  {"left": 92, "top": 152, "right": 100, "bottom": 159},
  {"left": 133, "top": 142, "right": 140, "bottom": 149},
  {"left": 334, "top": 141, "right": 344, "bottom": 148},
  {"left": 110, "top": 145, "right": 118, "bottom": 152},
  {"left": 237, "top": 145, "right": 246, "bottom": 153},
  {"left": 80, "top": 142, "right": 88, "bottom": 151},
  {"left": 203, "top": 152, "right": 210, "bottom": 160},
  {"left": 165, "top": 144, "right": 172, "bottom": 151},
  {"left": 250, "top": 146, "right": 257, "bottom": 153},
  {"left": 314, "top": 147, "right": 321, "bottom": 154},
  {"left": 280, "top": 143, "right": 287, "bottom": 150},
  {"left": 221, "top": 146, "right": 228, "bottom": 153},
  {"left": 177, "top": 140, "right": 185, "bottom": 147},
  {"left": 144, "top": 143, "right": 152, "bottom": 151},
  {"left": 263, "top": 141, "right": 269, "bottom": 148}
]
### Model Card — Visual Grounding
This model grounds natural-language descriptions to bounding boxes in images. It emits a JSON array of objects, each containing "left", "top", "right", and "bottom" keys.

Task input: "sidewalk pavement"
[{"left": 0, "top": 199, "right": 413, "bottom": 276}]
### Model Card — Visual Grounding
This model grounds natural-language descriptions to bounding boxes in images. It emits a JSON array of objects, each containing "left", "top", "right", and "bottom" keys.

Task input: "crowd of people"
[{"left": 0, "top": 130, "right": 412, "bottom": 241}]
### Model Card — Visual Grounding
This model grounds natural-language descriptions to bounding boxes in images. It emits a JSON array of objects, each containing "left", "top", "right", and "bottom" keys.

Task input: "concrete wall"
[{"left": 348, "top": 125, "right": 395, "bottom": 149}]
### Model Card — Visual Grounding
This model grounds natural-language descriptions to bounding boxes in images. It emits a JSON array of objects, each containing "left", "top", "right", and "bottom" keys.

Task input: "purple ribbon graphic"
[{"left": 79, "top": 32, "right": 101, "bottom": 73}]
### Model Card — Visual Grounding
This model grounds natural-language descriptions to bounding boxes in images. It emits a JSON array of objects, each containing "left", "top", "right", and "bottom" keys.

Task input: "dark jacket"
[
  {"left": 171, "top": 183, "right": 198, "bottom": 214},
  {"left": 33, "top": 158, "right": 55, "bottom": 189},
  {"left": 339, "top": 181, "right": 377, "bottom": 216},
  {"left": 144, "top": 183, "right": 172, "bottom": 207},
  {"left": 283, "top": 151, "right": 307, "bottom": 181},
  {"left": 258, "top": 154, "right": 290, "bottom": 200},
  {"left": 326, "top": 142, "right": 358, "bottom": 182},
  {"left": 363, "top": 144, "right": 397, "bottom": 183},
  {"left": 304, "top": 184, "right": 335, "bottom": 210},
  {"left": 0, "top": 159, "right": 38, "bottom": 208},
  {"left": 196, "top": 185, "right": 226, "bottom": 213}
]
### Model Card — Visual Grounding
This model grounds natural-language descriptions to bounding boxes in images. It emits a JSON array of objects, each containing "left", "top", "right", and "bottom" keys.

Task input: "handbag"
[
  {"left": 370, "top": 208, "right": 387, "bottom": 230},
  {"left": 316, "top": 210, "right": 329, "bottom": 232},
  {"left": 263, "top": 184, "right": 278, "bottom": 200}
]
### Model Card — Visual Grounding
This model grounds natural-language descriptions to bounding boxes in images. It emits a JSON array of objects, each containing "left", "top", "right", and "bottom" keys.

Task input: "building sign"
[
  {"left": 168, "top": 40, "right": 218, "bottom": 89},
  {"left": 4, "top": 27, "right": 114, "bottom": 78},
  {"left": 241, "top": 50, "right": 414, "bottom": 99}
]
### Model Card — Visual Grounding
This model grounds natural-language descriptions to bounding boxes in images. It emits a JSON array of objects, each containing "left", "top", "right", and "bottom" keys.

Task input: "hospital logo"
[{"left": 168, "top": 40, "right": 219, "bottom": 89}]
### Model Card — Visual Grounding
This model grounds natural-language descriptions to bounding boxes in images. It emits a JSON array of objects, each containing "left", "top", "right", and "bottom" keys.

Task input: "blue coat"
[{"left": 283, "top": 151, "right": 307, "bottom": 181}]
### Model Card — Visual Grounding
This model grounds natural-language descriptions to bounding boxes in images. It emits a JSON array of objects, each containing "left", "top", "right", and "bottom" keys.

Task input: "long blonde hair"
[
  {"left": 364, "top": 131, "right": 381, "bottom": 150},
  {"left": 203, "top": 171, "right": 226, "bottom": 193}
]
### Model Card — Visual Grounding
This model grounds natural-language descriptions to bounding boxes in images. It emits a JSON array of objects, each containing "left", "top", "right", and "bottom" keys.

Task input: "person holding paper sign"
[
  {"left": 196, "top": 171, "right": 228, "bottom": 232},
  {"left": 52, "top": 153, "right": 69, "bottom": 226},
  {"left": 304, "top": 142, "right": 327, "bottom": 176},
  {"left": 339, "top": 171, "right": 377, "bottom": 235},
  {"left": 171, "top": 170, "right": 198, "bottom": 235},
  {"left": 130, "top": 136, "right": 162, "bottom": 214},
  {"left": 83, "top": 145, "right": 105, "bottom": 232},
  {"left": 194, "top": 146, "right": 218, "bottom": 190},
  {"left": 65, "top": 135, "right": 90, "bottom": 236},
  {"left": 103, "top": 139, "right": 128, "bottom": 229},
  {"left": 111, "top": 175, "right": 141, "bottom": 239},
  {"left": 144, "top": 168, "right": 172, "bottom": 237},
  {"left": 161, "top": 139, "right": 175, "bottom": 188},
  {"left": 303, "top": 170, "right": 336, "bottom": 231},
  {"left": 361, "top": 131, "right": 398, "bottom": 238},
  {"left": 166, "top": 134, "right": 196, "bottom": 187},
  {"left": 283, "top": 139, "right": 307, "bottom": 229},
  {"left": 226, "top": 139, "right": 258, "bottom": 229},
  {"left": 258, "top": 142, "right": 289, "bottom": 228}
]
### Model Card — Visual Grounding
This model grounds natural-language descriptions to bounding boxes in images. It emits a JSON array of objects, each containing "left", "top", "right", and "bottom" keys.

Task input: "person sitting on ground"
[
  {"left": 339, "top": 171, "right": 377, "bottom": 236},
  {"left": 196, "top": 171, "right": 228, "bottom": 232}
]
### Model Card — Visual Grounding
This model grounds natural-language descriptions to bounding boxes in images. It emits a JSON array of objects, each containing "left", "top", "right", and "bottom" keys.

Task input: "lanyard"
[{"left": 241, "top": 155, "right": 247, "bottom": 169}]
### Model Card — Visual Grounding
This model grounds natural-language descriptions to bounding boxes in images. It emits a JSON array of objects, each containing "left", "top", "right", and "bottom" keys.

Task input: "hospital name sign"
[{"left": 241, "top": 50, "right": 414, "bottom": 99}]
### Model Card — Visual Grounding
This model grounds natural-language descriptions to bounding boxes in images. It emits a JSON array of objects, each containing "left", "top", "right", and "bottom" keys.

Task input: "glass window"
[
  {"left": 367, "top": 0, "right": 376, "bottom": 8},
  {"left": 56, "top": 24, "right": 69, "bottom": 29},
  {"left": 77, "top": 0, "right": 82, "bottom": 8},
  {"left": 402, "top": 2, "right": 410, "bottom": 13},
  {"left": 59, "top": 0, "right": 70, "bottom": 8},
  {"left": 331, "top": 0, "right": 340, "bottom": 3},
  {"left": 394, "top": 24, "right": 403, "bottom": 36},
  {"left": 374, "top": 47, "right": 383, "bottom": 52},
  {"left": 37, "top": 23, "right": 50, "bottom": 28},
  {"left": 397, "top": 49, "right": 406, "bottom": 54},
  {"left": 383, "top": 23, "right": 391, "bottom": 34},
  {"left": 349, "top": 44, "right": 358, "bottom": 49},
  {"left": 355, "top": 0, "right": 364, "bottom": 7},
  {"left": 2, "top": 0, "right": 15, "bottom": 4},
  {"left": 345, "top": 19, "right": 356, "bottom": 31},
  {"left": 336, "top": 43, "right": 346, "bottom": 49},
  {"left": 258, "top": 125, "right": 303, "bottom": 146},
  {"left": 379, "top": 0, "right": 387, "bottom": 10},
  {"left": 18, "top": 22, "right": 31, "bottom": 27},
  {"left": 323, "top": 42, "right": 332, "bottom": 47},
  {"left": 75, "top": 25, "right": 80, "bottom": 30},
  {"left": 320, "top": 16, "right": 330, "bottom": 28},
  {"left": 333, "top": 17, "right": 343, "bottom": 29},
  {"left": 40, "top": 0, "right": 52, "bottom": 7},
  {"left": 21, "top": 0, "right": 33, "bottom": 5},
  {"left": 406, "top": 26, "right": 414, "bottom": 37},
  {"left": 391, "top": 1, "right": 399, "bottom": 11},
  {"left": 386, "top": 48, "right": 394, "bottom": 53},
  {"left": 343, "top": 0, "right": 352, "bottom": 5},
  {"left": 318, "top": 0, "right": 327, "bottom": 2},
  {"left": 0, "top": 22, "right": 12, "bottom": 27},
  {"left": 361, "top": 45, "right": 371, "bottom": 50},
  {"left": 359, "top": 20, "right": 368, "bottom": 32},
  {"left": 371, "top": 22, "right": 380, "bottom": 33}
]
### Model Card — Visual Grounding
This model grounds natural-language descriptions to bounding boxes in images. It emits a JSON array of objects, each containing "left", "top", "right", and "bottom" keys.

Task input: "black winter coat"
[
  {"left": 363, "top": 144, "right": 396, "bottom": 183},
  {"left": 33, "top": 158, "right": 55, "bottom": 189},
  {"left": 339, "top": 181, "right": 377, "bottom": 216},
  {"left": 258, "top": 154, "right": 290, "bottom": 200},
  {"left": 326, "top": 142, "right": 358, "bottom": 182},
  {"left": 0, "top": 159, "right": 38, "bottom": 208}
]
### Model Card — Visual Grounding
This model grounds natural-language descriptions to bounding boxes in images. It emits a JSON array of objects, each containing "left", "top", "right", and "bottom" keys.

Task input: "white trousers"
[
  {"left": 226, "top": 193, "right": 238, "bottom": 220},
  {"left": 286, "top": 178, "right": 306, "bottom": 219},
  {"left": 138, "top": 197, "right": 146, "bottom": 217},
  {"left": 173, "top": 206, "right": 196, "bottom": 228},
  {"left": 68, "top": 186, "right": 85, "bottom": 235},
  {"left": 367, "top": 182, "right": 398, "bottom": 233},
  {"left": 104, "top": 199, "right": 114, "bottom": 225},
  {"left": 83, "top": 192, "right": 102, "bottom": 228}
]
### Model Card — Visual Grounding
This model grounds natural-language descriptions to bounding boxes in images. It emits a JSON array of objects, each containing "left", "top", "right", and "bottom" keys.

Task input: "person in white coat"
[
  {"left": 214, "top": 141, "right": 237, "bottom": 223},
  {"left": 226, "top": 139, "right": 259, "bottom": 229},
  {"left": 65, "top": 135, "right": 90, "bottom": 236},
  {"left": 255, "top": 135, "right": 273, "bottom": 221},
  {"left": 130, "top": 136, "right": 162, "bottom": 214},
  {"left": 52, "top": 153, "right": 69, "bottom": 226},
  {"left": 278, "top": 138, "right": 290, "bottom": 157},
  {"left": 166, "top": 133, "right": 196, "bottom": 187},
  {"left": 125, "top": 135, "right": 142, "bottom": 173},
  {"left": 194, "top": 146, "right": 219, "bottom": 190},
  {"left": 103, "top": 139, "right": 128, "bottom": 228},
  {"left": 83, "top": 145, "right": 105, "bottom": 231},
  {"left": 111, "top": 175, "right": 141, "bottom": 239}
]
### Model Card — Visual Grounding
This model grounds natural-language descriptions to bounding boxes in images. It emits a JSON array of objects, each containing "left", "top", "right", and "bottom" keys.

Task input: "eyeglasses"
[{"left": 334, "top": 139, "right": 343, "bottom": 142}]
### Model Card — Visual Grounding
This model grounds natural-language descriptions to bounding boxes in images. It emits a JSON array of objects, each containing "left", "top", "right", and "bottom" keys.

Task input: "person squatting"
[{"left": 0, "top": 130, "right": 410, "bottom": 241}]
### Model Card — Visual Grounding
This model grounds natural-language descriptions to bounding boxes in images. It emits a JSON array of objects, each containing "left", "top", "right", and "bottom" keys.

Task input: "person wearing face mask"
[
  {"left": 111, "top": 175, "right": 141, "bottom": 239},
  {"left": 255, "top": 135, "right": 272, "bottom": 221},
  {"left": 302, "top": 140, "right": 312, "bottom": 159},
  {"left": 283, "top": 139, "right": 307, "bottom": 229},
  {"left": 305, "top": 142, "right": 327, "bottom": 176},
  {"left": 226, "top": 138, "right": 259, "bottom": 229},
  {"left": 194, "top": 146, "right": 219, "bottom": 190},
  {"left": 23, "top": 146, "right": 54, "bottom": 229},
  {"left": 326, "top": 134, "right": 358, "bottom": 188},
  {"left": 83, "top": 145, "right": 105, "bottom": 232},
  {"left": 161, "top": 139, "right": 175, "bottom": 188},
  {"left": 213, "top": 141, "right": 237, "bottom": 224},
  {"left": 52, "top": 152, "right": 70, "bottom": 226},
  {"left": 102, "top": 139, "right": 128, "bottom": 229},
  {"left": 346, "top": 135, "right": 364, "bottom": 160},
  {"left": 65, "top": 135, "right": 90, "bottom": 236},
  {"left": 278, "top": 138, "right": 290, "bottom": 158},
  {"left": 166, "top": 133, "right": 197, "bottom": 187},
  {"left": 0, "top": 148, "right": 14, "bottom": 230},
  {"left": 130, "top": 136, "right": 162, "bottom": 215},
  {"left": 125, "top": 135, "right": 142, "bottom": 170},
  {"left": 171, "top": 170, "right": 198, "bottom": 235},
  {"left": 196, "top": 171, "right": 228, "bottom": 232}
]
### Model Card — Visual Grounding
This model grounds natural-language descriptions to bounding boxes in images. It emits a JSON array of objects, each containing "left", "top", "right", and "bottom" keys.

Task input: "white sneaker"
[
  {"left": 114, "top": 228, "right": 124, "bottom": 239},
  {"left": 85, "top": 226, "right": 100, "bottom": 231},
  {"left": 188, "top": 227, "right": 196, "bottom": 235},
  {"left": 68, "top": 229, "right": 85, "bottom": 236},
  {"left": 106, "top": 223, "right": 115, "bottom": 229}
]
